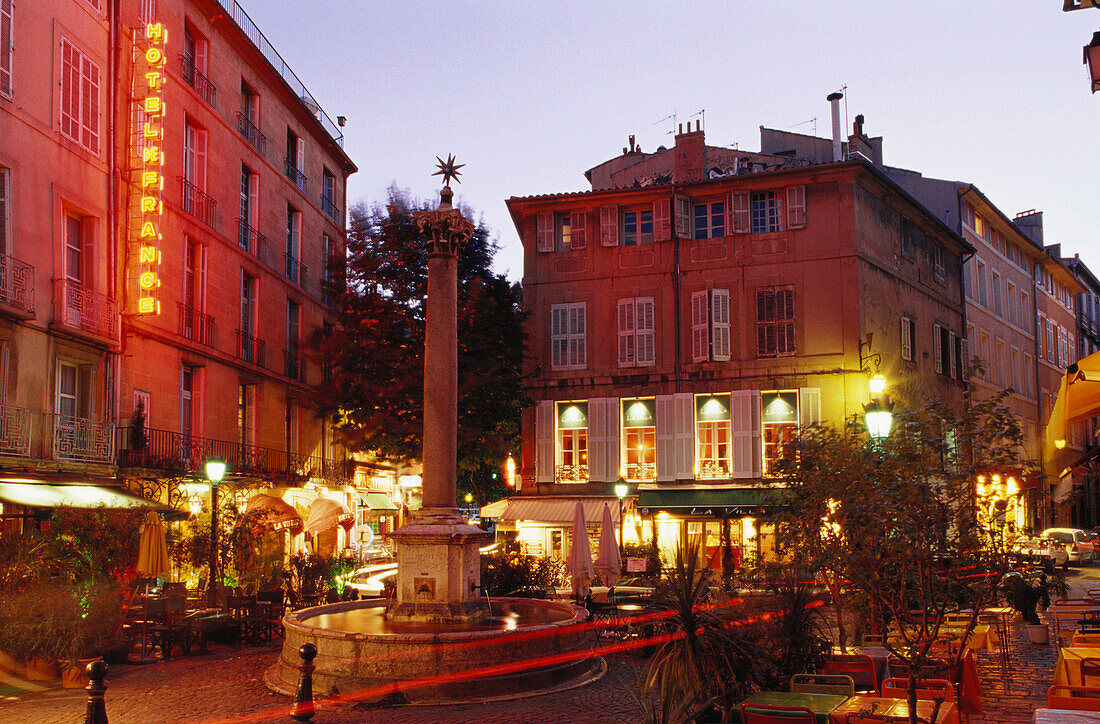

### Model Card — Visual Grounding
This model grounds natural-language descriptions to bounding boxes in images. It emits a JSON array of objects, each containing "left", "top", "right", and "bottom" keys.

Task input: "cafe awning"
[
  {"left": 0, "top": 478, "right": 179, "bottom": 517},
  {"left": 636, "top": 486, "right": 790, "bottom": 517},
  {"left": 1048, "top": 350, "right": 1100, "bottom": 449},
  {"left": 480, "top": 498, "right": 511, "bottom": 519},
  {"left": 359, "top": 493, "right": 398, "bottom": 512},
  {"left": 499, "top": 497, "right": 622, "bottom": 525}
]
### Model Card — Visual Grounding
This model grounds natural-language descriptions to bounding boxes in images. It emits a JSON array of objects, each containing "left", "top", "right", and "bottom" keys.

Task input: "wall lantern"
[
  {"left": 864, "top": 397, "right": 895, "bottom": 439},
  {"left": 1086, "top": 31, "right": 1100, "bottom": 93}
]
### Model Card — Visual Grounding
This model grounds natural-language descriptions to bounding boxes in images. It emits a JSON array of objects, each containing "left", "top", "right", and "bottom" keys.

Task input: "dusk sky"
[{"left": 237, "top": 1, "right": 1100, "bottom": 281}]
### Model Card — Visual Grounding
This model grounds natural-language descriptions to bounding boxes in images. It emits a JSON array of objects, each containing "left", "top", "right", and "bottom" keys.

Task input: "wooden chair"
[
  {"left": 823, "top": 654, "right": 878, "bottom": 693},
  {"left": 887, "top": 656, "right": 951, "bottom": 681},
  {"left": 790, "top": 673, "right": 855, "bottom": 696},
  {"left": 1082, "top": 658, "right": 1100, "bottom": 687},
  {"left": 880, "top": 677, "right": 955, "bottom": 702},
  {"left": 1048, "top": 684, "right": 1100, "bottom": 710},
  {"left": 740, "top": 702, "right": 816, "bottom": 723}
]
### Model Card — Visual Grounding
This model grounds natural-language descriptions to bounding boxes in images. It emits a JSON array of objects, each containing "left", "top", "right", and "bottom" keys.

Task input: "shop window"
[
  {"left": 622, "top": 398, "right": 655, "bottom": 482},
  {"left": 695, "top": 393, "right": 731, "bottom": 479},
  {"left": 761, "top": 390, "right": 799, "bottom": 475},
  {"left": 556, "top": 401, "right": 588, "bottom": 483}
]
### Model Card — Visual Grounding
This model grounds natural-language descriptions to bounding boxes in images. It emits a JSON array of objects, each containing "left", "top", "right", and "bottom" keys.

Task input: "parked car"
[
  {"left": 1041, "top": 528, "right": 1094, "bottom": 566},
  {"left": 1014, "top": 537, "right": 1069, "bottom": 569}
]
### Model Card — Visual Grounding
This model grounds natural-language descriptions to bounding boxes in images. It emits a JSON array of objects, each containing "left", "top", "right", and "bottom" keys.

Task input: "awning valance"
[
  {"left": 0, "top": 480, "right": 178, "bottom": 517},
  {"left": 245, "top": 493, "right": 303, "bottom": 532},
  {"left": 636, "top": 486, "right": 789, "bottom": 517},
  {"left": 359, "top": 493, "right": 398, "bottom": 512},
  {"left": 499, "top": 497, "right": 622, "bottom": 525},
  {"left": 480, "top": 498, "right": 510, "bottom": 519}
]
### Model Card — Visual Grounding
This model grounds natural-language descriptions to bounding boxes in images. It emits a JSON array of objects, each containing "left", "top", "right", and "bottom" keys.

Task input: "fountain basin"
[{"left": 265, "top": 598, "right": 599, "bottom": 704}]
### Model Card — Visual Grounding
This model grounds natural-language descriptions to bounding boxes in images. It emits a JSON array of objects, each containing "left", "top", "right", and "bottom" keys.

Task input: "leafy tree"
[{"left": 316, "top": 187, "right": 530, "bottom": 495}]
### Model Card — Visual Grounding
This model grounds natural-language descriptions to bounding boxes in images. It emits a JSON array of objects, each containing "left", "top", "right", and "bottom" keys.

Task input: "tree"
[{"left": 315, "top": 187, "right": 530, "bottom": 495}]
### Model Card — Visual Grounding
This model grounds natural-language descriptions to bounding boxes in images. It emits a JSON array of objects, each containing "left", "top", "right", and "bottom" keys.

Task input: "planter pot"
[
  {"left": 60, "top": 657, "right": 101, "bottom": 689},
  {"left": 0, "top": 649, "right": 25, "bottom": 677},
  {"left": 1026, "top": 623, "right": 1050, "bottom": 644},
  {"left": 25, "top": 655, "right": 60, "bottom": 681}
]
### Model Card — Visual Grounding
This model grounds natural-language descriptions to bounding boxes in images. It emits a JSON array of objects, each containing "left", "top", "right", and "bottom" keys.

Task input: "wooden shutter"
[
  {"left": 675, "top": 195, "right": 691, "bottom": 239},
  {"left": 81, "top": 217, "right": 96, "bottom": 291},
  {"left": 600, "top": 205, "right": 618, "bottom": 246},
  {"left": 60, "top": 39, "right": 80, "bottom": 143},
  {"left": 570, "top": 304, "right": 586, "bottom": 368},
  {"left": 798, "top": 387, "right": 821, "bottom": 426},
  {"left": 777, "top": 287, "right": 796, "bottom": 354},
  {"left": 711, "top": 289, "right": 730, "bottom": 361},
  {"left": 656, "top": 395, "right": 675, "bottom": 482},
  {"left": 77, "top": 364, "right": 93, "bottom": 419},
  {"left": 570, "top": 210, "right": 587, "bottom": 249},
  {"left": 901, "top": 318, "right": 912, "bottom": 361},
  {"left": 194, "top": 36, "right": 208, "bottom": 75},
  {"left": 636, "top": 298, "right": 655, "bottom": 366},
  {"left": 933, "top": 324, "right": 943, "bottom": 374},
  {"left": 786, "top": 185, "right": 806, "bottom": 229},
  {"left": 690, "top": 291, "right": 709, "bottom": 362},
  {"left": 296, "top": 135, "right": 306, "bottom": 178},
  {"left": 617, "top": 298, "right": 636, "bottom": 367},
  {"left": 731, "top": 191, "right": 750, "bottom": 234},
  {"left": 0, "top": 0, "right": 12, "bottom": 96},
  {"left": 550, "top": 306, "right": 565, "bottom": 368},
  {"left": 653, "top": 199, "right": 670, "bottom": 242},
  {"left": 588, "top": 397, "right": 617, "bottom": 483},
  {"left": 536, "top": 211, "right": 554, "bottom": 252},
  {"left": 730, "top": 389, "right": 761, "bottom": 479},
  {"left": 674, "top": 392, "right": 694, "bottom": 480},
  {"left": 535, "top": 400, "right": 554, "bottom": 483},
  {"left": 80, "top": 52, "right": 100, "bottom": 152},
  {"left": 195, "top": 127, "right": 208, "bottom": 190}
]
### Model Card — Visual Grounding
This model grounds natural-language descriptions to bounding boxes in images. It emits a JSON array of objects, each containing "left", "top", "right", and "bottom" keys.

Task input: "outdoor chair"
[
  {"left": 880, "top": 676, "right": 955, "bottom": 702},
  {"left": 1087, "top": 588, "right": 1100, "bottom": 604},
  {"left": 1072, "top": 633, "right": 1100, "bottom": 645},
  {"left": 740, "top": 702, "right": 816, "bottom": 723},
  {"left": 790, "top": 673, "right": 854, "bottom": 695},
  {"left": 227, "top": 595, "right": 262, "bottom": 645},
  {"left": 887, "top": 655, "right": 951, "bottom": 680},
  {"left": 845, "top": 716, "right": 930, "bottom": 724},
  {"left": 822, "top": 654, "right": 878, "bottom": 693},
  {"left": 861, "top": 635, "right": 885, "bottom": 646},
  {"left": 1048, "top": 684, "right": 1100, "bottom": 710},
  {"left": 1081, "top": 657, "right": 1100, "bottom": 687}
]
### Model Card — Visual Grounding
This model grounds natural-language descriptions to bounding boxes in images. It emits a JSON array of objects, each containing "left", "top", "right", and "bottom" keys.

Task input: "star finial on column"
[{"left": 432, "top": 154, "right": 465, "bottom": 187}]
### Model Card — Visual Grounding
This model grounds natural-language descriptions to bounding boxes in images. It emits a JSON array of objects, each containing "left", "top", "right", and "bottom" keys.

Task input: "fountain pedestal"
[{"left": 387, "top": 517, "right": 491, "bottom": 622}]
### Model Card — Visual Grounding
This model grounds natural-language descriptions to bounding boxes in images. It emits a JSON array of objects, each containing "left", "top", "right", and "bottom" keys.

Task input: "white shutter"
[
  {"left": 535, "top": 400, "right": 554, "bottom": 483},
  {"left": 901, "top": 318, "right": 912, "bottom": 361},
  {"left": 949, "top": 331, "right": 958, "bottom": 379},
  {"left": 798, "top": 387, "right": 821, "bottom": 426},
  {"left": 571, "top": 210, "right": 587, "bottom": 249},
  {"left": 653, "top": 199, "right": 670, "bottom": 243},
  {"left": 617, "top": 298, "right": 635, "bottom": 367},
  {"left": 550, "top": 305, "right": 565, "bottom": 369},
  {"left": 588, "top": 397, "right": 617, "bottom": 483},
  {"left": 674, "top": 392, "right": 694, "bottom": 480},
  {"left": 675, "top": 195, "right": 691, "bottom": 239},
  {"left": 637, "top": 297, "right": 655, "bottom": 366},
  {"left": 600, "top": 205, "right": 618, "bottom": 247},
  {"left": 656, "top": 395, "right": 676, "bottom": 482},
  {"left": 711, "top": 289, "right": 730, "bottom": 361},
  {"left": 732, "top": 191, "right": 750, "bottom": 234},
  {"left": 933, "top": 324, "right": 943, "bottom": 374},
  {"left": 296, "top": 136, "right": 306, "bottom": 181},
  {"left": 786, "top": 185, "right": 807, "bottom": 229},
  {"left": 536, "top": 211, "right": 554, "bottom": 252},
  {"left": 731, "top": 389, "right": 761, "bottom": 479},
  {"left": 690, "top": 291, "right": 709, "bottom": 362}
]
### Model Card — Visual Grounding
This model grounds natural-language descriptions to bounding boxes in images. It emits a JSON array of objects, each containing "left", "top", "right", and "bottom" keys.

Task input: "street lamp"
[
  {"left": 205, "top": 458, "right": 226, "bottom": 607},
  {"left": 864, "top": 398, "right": 894, "bottom": 439},
  {"left": 614, "top": 478, "right": 629, "bottom": 558},
  {"left": 1085, "top": 30, "right": 1100, "bottom": 93}
]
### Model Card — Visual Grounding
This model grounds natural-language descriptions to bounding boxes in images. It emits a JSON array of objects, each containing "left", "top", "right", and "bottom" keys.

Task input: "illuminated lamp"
[
  {"left": 863, "top": 397, "right": 894, "bottom": 439},
  {"left": 1086, "top": 30, "right": 1100, "bottom": 93},
  {"left": 869, "top": 373, "right": 887, "bottom": 396},
  {"left": 204, "top": 458, "right": 226, "bottom": 607},
  {"left": 615, "top": 478, "right": 629, "bottom": 557}
]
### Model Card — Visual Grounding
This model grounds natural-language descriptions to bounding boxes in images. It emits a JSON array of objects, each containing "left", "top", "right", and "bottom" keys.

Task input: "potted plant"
[
  {"left": 56, "top": 583, "right": 123, "bottom": 688},
  {"left": 1003, "top": 568, "right": 1066, "bottom": 644}
]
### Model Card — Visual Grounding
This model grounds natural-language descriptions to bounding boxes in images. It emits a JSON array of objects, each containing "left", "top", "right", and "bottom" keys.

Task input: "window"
[
  {"left": 1, "top": 0, "right": 12, "bottom": 98},
  {"left": 285, "top": 203, "right": 301, "bottom": 282},
  {"left": 693, "top": 202, "right": 725, "bottom": 239},
  {"left": 622, "top": 209, "right": 653, "bottom": 246},
  {"left": 756, "top": 286, "right": 795, "bottom": 357},
  {"left": 321, "top": 168, "right": 337, "bottom": 219},
  {"left": 83, "top": 0, "right": 102, "bottom": 13},
  {"left": 64, "top": 214, "right": 84, "bottom": 283},
  {"left": 139, "top": 0, "right": 156, "bottom": 26},
  {"left": 0, "top": 166, "right": 8, "bottom": 254},
  {"left": 691, "top": 289, "right": 730, "bottom": 362},
  {"left": 238, "top": 383, "right": 255, "bottom": 448},
  {"left": 696, "top": 394, "right": 731, "bottom": 479},
  {"left": 238, "top": 163, "right": 257, "bottom": 250},
  {"left": 935, "top": 324, "right": 960, "bottom": 379},
  {"left": 238, "top": 80, "right": 265, "bottom": 153},
  {"left": 321, "top": 233, "right": 333, "bottom": 305},
  {"left": 786, "top": 186, "right": 807, "bottom": 229},
  {"left": 550, "top": 302, "right": 586, "bottom": 370},
  {"left": 133, "top": 390, "right": 151, "bottom": 432},
  {"left": 239, "top": 271, "right": 257, "bottom": 363},
  {"left": 56, "top": 361, "right": 78, "bottom": 418},
  {"left": 621, "top": 398, "right": 655, "bottom": 481},
  {"left": 991, "top": 272, "right": 1001, "bottom": 316},
  {"left": 1024, "top": 354, "right": 1034, "bottom": 398},
  {"left": 181, "top": 24, "right": 214, "bottom": 106},
  {"left": 617, "top": 297, "right": 654, "bottom": 367},
  {"left": 555, "top": 213, "right": 571, "bottom": 251},
  {"left": 1006, "top": 281, "right": 1016, "bottom": 326},
  {"left": 996, "top": 340, "right": 1005, "bottom": 386},
  {"left": 286, "top": 299, "right": 300, "bottom": 379},
  {"left": 761, "top": 390, "right": 798, "bottom": 475},
  {"left": 1011, "top": 347, "right": 1020, "bottom": 393},
  {"left": 180, "top": 365, "right": 195, "bottom": 439},
  {"left": 183, "top": 118, "right": 207, "bottom": 189},
  {"left": 750, "top": 191, "right": 779, "bottom": 233},
  {"left": 976, "top": 261, "right": 987, "bottom": 307},
  {"left": 59, "top": 37, "right": 100, "bottom": 153},
  {"left": 901, "top": 317, "right": 915, "bottom": 362},
  {"left": 556, "top": 401, "right": 588, "bottom": 483},
  {"left": 285, "top": 128, "right": 305, "bottom": 189}
]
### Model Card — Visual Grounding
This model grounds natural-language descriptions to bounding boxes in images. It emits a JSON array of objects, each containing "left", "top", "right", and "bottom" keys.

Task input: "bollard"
[
  {"left": 84, "top": 660, "right": 108, "bottom": 724},
  {"left": 290, "top": 643, "right": 317, "bottom": 722}
]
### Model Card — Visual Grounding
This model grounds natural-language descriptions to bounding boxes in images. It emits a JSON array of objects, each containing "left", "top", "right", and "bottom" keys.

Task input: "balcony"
[
  {"left": 0, "top": 405, "right": 32, "bottom": 457},
  {"left": 236, "top": 329, "right": 265, "bottom": 367},
  {"left": 284, "top": 157, "right": 307, "bottom": 192},
  {"left": 179, "top": 177, "right": 219, "bottom": 231},
  {"left": 0, "top": 252, "right": 35, "bottom": 318},
  {"left": 179, "top": 54, "right": 218, "bottom": 108},
  {"left": 53, "top": 280, "right": 119, "bottom": 344},
  {"left": 284, "top": 252, "right": 306, "bottom": 286},
  {"left": 697, "top": 460, "right": 730, "bottom": 480},
  {"left": 555, "top": 464, "right": 589, "bottom": 484},
  {"left": 625, "top": 462, "right": 656, "bottom": 482},
  {"left": 177, "top": 303, "right": 217, "bottom": 347},
  {"left": 116, "top": 424, "right": 350, "bottom": 485},
  {"left": 321, "top": 195, "right": 338, "bottom": 221},
  {"left": 284, "top": 348, "right": 303, "bottom": 381},
  {"left": 49, "top": 413, "right": 115, "bottom": 463},
  {"left": 236, "top": 111, "right": 267, "bottom": 156},
  {"left": 236, "top": 217, "right": 267, "bottom": 259}
]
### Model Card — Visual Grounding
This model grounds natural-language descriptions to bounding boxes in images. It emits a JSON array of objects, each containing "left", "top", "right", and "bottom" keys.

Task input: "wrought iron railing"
[
  {"left": 115, "top": 424, "right": 350, "bottom": 484},
  {"left": 236, "top": 329, "right": 265, "bottom": 367},
  {"left": 49, "top": 414, "right": 115, "bottom": 463},
  {"left": 236, "top": 111, "right": 267, "bottom": 156},
  {"left": 53, "top": 280, "right": 119, "bottom": 343},
  {"left": 625, "top": 463, "right": 656, "bottom": 482},
  {"left": 284, "top": 252, "right": 306, "bottom": 285},
  {"left": 0, "top": 253, "right": 35, "bottom": 316},
  {"left": 555, "top": 464, "right": 589, "bottom": 484},
  {"left": 697, "top": 460, "right": 730, "bottom": 480},
  {"left": 0, "top": 405, "right": 31, "bottom": 457},
  {"left": 321, "top": 195, "right": 338, "bottom": 220},
  {"left": 284, "top": 156, "right": 307, "bottom": 191},
  {"left": 284, "top": 348, "right": 302, "bottom": 381},
  {"left": 179, "top": 54, "right": 218, "bottom": 107},
  {"left": 177, "top": 303, "right": 217, "bottom": 347},
  {"left": 236, "top": 217, "right": 267, "bottom": 257},
  {"left": 179, "top": 177, "right": 219, "bottom": 231}
]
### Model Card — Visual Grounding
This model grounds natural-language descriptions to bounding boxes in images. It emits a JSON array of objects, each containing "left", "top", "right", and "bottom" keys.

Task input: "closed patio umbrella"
[
  {"left": 245, "top": 493, "right": 303, "bottom": 533},
  {"left": 567, "top": 500, "right": 594, "bottom": 600},
  {"left": 595, "top": 503, "right": 622, "bottom": 590},
  {"left": 135, "top": 510, "right": 169, "bottom": 579},
  {"left": 303, "top": 498, "right": 355, "bottom": 535}
]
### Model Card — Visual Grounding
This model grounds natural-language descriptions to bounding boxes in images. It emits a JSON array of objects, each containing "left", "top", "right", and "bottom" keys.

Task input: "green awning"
[
  {"left": 359, "top": 492, "right": 398, "bottom": 512},
  {"left": 636, "top": 487, "right": 790, "bottom": 517}
]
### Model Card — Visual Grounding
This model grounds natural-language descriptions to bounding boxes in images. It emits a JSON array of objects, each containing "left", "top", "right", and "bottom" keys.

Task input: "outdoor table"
[
  {"left": 828, "top": 695, "right": 958, "bottom": 724},
  {"left": 1051, "top": 606, "right": 1100, "bottom": 638},
  {"left": 854, "top": 646, "right": 891, "bottom": 685},
  {"left": 738, "top": 692, "right": 848, "bottom": 723},
  {"left": 1034, "top": 710, "right": 1100, "bottom": 723},
  {"left": 1054, "top": 646, "right": 1100, "bottom": 686}
]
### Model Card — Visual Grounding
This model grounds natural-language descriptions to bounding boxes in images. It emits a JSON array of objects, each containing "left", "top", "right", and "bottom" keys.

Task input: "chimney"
[
  {"left": 673, "top": 120, "right": 705, "bottom": 183},
  {"left": 827, "top": 91, "right": 844, "bottom": 162},
  {"left": 1014, "top": 210, "right": 1044, "bottom": 246}
]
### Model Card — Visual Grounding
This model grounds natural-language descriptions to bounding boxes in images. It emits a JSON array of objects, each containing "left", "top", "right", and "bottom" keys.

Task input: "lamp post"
[
  {"left": 205, "top": 458, "right": 226, "bottom": 607},
  {"left": 1085, "top": 30, "right": 1100, "bottom": 93},
  {"left": 614, "top": 478, "right": 629, "bottom": 559}
]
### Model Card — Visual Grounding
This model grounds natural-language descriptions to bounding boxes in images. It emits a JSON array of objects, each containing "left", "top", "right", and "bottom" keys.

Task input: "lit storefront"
[{"left": 499, "top": 497, "right": 627, "bottom": 560}]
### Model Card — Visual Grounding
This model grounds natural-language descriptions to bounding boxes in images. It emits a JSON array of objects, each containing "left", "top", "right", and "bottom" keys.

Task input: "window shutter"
[
  {"left": 194, "top": 37, "right": 208, "bottom": 75},
  {"left": 195, "top": 127, "right": 208, "bottom": 190},
  {"left": 690, "top": 291, "right": 709, "bottom": 363},
  {"left": 60, "top": 39, "right": 79, "bottom": 142},
  {"left": 636, "top": 297, "right": 655, "bottom": 366},
  {"left": 0, "top": 0, "right": 12, "bottom": 96},
  {"left": 674, "top": 392, "right": 694, "bottom": 480},
  {"left": 674, "top": 196, "right": 691, "bottom": 240},
  {"left": 798, "top": 387, "right": 821, "bottom": 425},
  {"left": 550, "top": 306, "right": 564, "bottom": 368},
  {"left": 933, "top": 324, "right": 943, "bottom": 374},
  {"left": 570, "top": 304, "right": 586, "bottom": 368},
  {"left": 617, "top": 298, "right": 636, "bottom": 367},
  {"left": 731, "top": 389, "right": 761, "bottom": 479},
  {"left": 654, "top": 199, "right": 671, "bottom": 242},
  {"left": 949, "top": 332, "right": 959, "bottom": 379},
  {"left": 656, "top": 395, "right": 675, "bottom": 482},
  {"left": 600, "top": 205, "right": 618, "bottom": 246},
  {"left": 81, "top": 217, "right": 96, "bottom": 291},
  {"left": 711, "top": 289, "right": 731, "bottom": 361},
  {"left": 901, "top": 318, "right": 912, "bottom": 361},
  {"left": 786, "top": 185, "right": 806, "bottom": 229},
  {"left": 536, "top": 211, "right": 554, "bottom": 252},
  {"left": 296, "top": 136, "right": 306, "bottom": 177},
  {"left": 570, "top": 210, "right": 587, "bottom": 249},
  {"left": 731, "top": 191, "right": 750, "bottom": 233},
  {"left": 588, "top": 397, "right": 608, "bottom": 483},
  {"left": 535, "top": 400, "right": 554, "bottom": 483}
]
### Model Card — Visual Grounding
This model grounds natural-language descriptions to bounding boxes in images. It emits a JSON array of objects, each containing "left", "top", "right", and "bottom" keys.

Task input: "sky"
[{"left": 235, "top": 0, "right": 1100, "bottom": 282}]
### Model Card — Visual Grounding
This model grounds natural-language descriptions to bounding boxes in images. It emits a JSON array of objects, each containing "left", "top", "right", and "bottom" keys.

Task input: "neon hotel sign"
[{"left": 137, "top": 23, "right": 166, "bottom": 315}]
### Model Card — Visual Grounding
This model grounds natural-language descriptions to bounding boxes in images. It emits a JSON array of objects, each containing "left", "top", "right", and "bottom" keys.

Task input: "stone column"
[{"left": 420, "top": 247, "right": 458, "bottom": 518}]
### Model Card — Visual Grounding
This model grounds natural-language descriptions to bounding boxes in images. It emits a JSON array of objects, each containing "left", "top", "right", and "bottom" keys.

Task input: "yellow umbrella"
[
  {"left": 135, "top": 510, "right": 169, "bottom": 579},
  {"left": 1047, "top": 349, "right": 1100, "bottom": 449}
]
